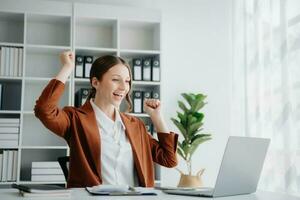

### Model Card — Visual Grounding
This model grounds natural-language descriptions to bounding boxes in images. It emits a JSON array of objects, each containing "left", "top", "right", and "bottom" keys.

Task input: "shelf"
[
  {"left": 26, "top": 44, "right": 70, "bottom": 53},
  {"left": 23, "top": 81, "right": 69, "bottom": 111},
  {"left": 20, "top": 149, "right": 68, "bottom": 181},
  {"left": 0, "top": 181, "right": 17, "bottom": 185},
  {"left": 0, "top": 110, "right": 21, "bottom": 114},
  {"left": 26, "top": 14, "right": 71, "bottom": 46},
  {"left": 0, "top": 42, "right": 24, "bottom": 47},
  {"left": 75, "top": 46, "right": 117, "bottom": 57},
  {"left": 0, "top": 146, "right": 19, "bottom": 149},
  {"left": 21, "top": 146, "right": 68, "bottom": 150},
  {"left": 23, "top": 111, "right": 34, "bottom": 114},
  {"left": 132, "top": 81, "right": 160, "bottom": 86},
  {"left": 75, "top": 18, "right": 117, "bottom": 49},
  {"left": 120, "top": 49, "right": 160, "bottom": 57},
  {"left": 74, "top": 78, "right": 89, "bottom": 83},
  {"left": 120, "top": 20, "right": 160, "bottom": 51},
  {"left": 0, "top": 81, "right": 22, "bottom": 110},
  {"left": 0, "top": 3, "right": 161, "bottom": 185},
  {"left": 24, "top": 77, "right": 52, "bottom": 82},
  {"left": 24, "top": 77, "right": 70, "bottom": 82},
  {"left": 19, "top": 181, "right": 66, "bottom": 185},
  {"left": 0, "top": 12, "right": 24, "bottom": 44},
  {"left": 0, "top": 77, "right": 22, "bottom": 81},
  {"left": 25, "top": 45, "right": 69, "bottom": 78}
]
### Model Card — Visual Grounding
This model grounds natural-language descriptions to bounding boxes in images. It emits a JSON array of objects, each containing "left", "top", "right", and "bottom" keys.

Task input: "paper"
[
  {"left": 86, "top": 184, "right": 131, "bottom": 194},
  {"left": 86, "top": 185, "right": 157, "bottom": 196}
]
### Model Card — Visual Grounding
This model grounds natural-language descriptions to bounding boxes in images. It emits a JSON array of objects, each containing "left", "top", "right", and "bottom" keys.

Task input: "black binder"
[
  {"left": 151, "top": 57, "right": 160, "bottom": 81},
  {"left": 144, "top": 120, "right": 153, "bottom": 135},
  {"left": 75, "top": 88, "right": 90, "bottom": 107},
  {"left": 132, "top": 58, "right": 142, "bottom": 81},
  {"left": 142, "top": 58, "right": 151, "bottom": 81},
  {"left": 142, "top": 90, "right": 152, "bottom": 113},
  {"left": 132, "top": 91, "right": 142, "bottom": 113},
  {"left": 75, "top": 55, "right": 84, "bottom": 78},
  {"left": 84, "top": 56, "right": 93, "bottom": 78},
  {"left": 152, "top": 91, "right": 160, "bottom": 100}
]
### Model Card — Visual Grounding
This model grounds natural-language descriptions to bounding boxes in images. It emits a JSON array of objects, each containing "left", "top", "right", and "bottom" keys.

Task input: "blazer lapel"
[
  {"left": 79, "top": 101, "right": 101, "bottom": 179},
  {"left": 120, "top": 113, "right": 145, "bottom": 185}
]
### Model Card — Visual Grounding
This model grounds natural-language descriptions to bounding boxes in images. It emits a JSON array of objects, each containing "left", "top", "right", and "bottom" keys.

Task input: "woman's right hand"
[
  {"left": 60, "top": 51, "right": 75, "bottom": 69},
  {"left": 55, "top": 51, "right": 75, "bottom": 83}
]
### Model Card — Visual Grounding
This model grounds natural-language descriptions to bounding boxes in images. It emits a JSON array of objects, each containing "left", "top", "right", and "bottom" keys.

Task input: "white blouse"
[{"left": 90, "top": 100, "right": 137, "bottom": 186}]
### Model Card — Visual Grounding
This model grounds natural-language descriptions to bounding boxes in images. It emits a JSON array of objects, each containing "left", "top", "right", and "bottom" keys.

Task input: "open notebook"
[{"left": 86, "top": 185, "right": 157, "bottom": 196}]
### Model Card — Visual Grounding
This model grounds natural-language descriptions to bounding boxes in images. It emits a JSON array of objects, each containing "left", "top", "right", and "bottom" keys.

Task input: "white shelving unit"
[{"left": 0, "top": 1, "right": 161, "bottom": 187}]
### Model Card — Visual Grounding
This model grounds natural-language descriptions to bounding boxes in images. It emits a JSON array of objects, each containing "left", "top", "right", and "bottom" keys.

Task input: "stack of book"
[
  {"left": 12, "top": 183, "right": 71, "bottom": 197},
  {"left": 0, "top": 118, "right": 20, "bottom": 148},
  {"left": 0, "top": 150, "right": 18, "bottom": 182},
  {"left": 0, "top": 46, "right": 23, "bottom": 77},
  {"left": 31, "top": 161, "right": 65, "bottom": 182}
]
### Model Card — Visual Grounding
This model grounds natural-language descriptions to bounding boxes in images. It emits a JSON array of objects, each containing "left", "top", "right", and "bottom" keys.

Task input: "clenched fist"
[
  {"left": 60, "top": 51, "right": 75, "bottom": 69},
  {"left": 143, "top": 99, "right": 161, "bottom": 117}
]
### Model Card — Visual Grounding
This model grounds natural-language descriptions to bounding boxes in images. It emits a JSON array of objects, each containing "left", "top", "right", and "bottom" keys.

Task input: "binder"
[
  {"left": 75, "top": 88, "right": 90, "bottom": 107},
  {"left": 142, "top": 58, "right": 151, "bottom": 81},
  {"left": 133, "top": 91, "right": 142, "bottom": 113},
  {"left": 132, "top": 58, "right": 142, "bottom": 81},
  {"left": 152, "top": 91, "right": 160, "bottom": 100},
  {"left": 0, "top": 47, "right": 2, "bottom": 76},
  {"left": 144, "top": 120, "right": 152, "bottom": 134},
  {"left": 151, "top": 57, "right": 160, "bottom": 81},
  {"left": 0, "top": 83, "right": 2, "bottom": 109},
  {"left": 75, "top": 55, "right": 84, "bottom": 78},
  {"left": 142, "top": 90, "right": 152, "bottom": 113},
  {"left": 18, "top": 48, "right": 23, "bottom": 77},
  {"left": 84, "top": 56, "right": 93, "bottom": 78}
]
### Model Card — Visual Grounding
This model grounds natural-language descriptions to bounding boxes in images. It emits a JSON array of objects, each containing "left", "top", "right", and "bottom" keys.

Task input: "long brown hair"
[{"left": 87, "top": 55, "right": 132, "bottom": 112}]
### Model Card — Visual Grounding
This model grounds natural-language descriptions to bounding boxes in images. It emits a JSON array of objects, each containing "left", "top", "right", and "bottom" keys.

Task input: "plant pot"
[{"left": 177, "top": 169, "right": 205, "bottom": 188}]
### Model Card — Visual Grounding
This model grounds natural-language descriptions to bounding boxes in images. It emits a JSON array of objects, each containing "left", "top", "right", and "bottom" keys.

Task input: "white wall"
[
  {"left": 39, "top": 0, "right": 233, "bottom": 187},
  {"left": 158, "top": 0, "right": 233, "bottom": 187}
]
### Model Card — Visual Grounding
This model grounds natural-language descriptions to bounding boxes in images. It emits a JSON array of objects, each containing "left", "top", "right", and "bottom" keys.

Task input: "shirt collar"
[{"left": 90, "top": 99, "right": 125, "bottom": 130}]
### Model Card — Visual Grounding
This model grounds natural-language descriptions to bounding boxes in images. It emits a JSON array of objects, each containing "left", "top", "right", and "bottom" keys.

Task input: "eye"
[{"left": 112, "top": 79, "right": 119, "bottom": 81}]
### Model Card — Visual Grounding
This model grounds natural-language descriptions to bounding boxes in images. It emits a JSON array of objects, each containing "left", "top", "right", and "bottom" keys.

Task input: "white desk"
[{"left": 0, "top": 188, "right": 299, "bottom": 200}]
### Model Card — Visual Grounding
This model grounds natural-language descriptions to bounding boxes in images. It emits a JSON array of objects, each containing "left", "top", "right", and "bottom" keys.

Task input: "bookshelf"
[{"left": 0, "top": 1, "right": 161, "bottom": 187}]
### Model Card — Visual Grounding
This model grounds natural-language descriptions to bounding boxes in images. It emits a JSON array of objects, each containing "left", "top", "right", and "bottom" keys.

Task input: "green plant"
[{"left": 171, "top": 93, "right": 212, "bottom": 175}]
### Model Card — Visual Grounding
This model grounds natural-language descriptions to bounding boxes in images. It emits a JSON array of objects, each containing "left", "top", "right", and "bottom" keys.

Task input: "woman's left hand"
[
  {"left": 143, "top": 99, "right": 161, "bottom": 117},
  {"left": 144, "top": 99, "right": 169, "bottom": 133}
]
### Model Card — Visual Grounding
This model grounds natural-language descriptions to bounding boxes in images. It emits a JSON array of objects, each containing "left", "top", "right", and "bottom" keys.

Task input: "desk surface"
[{"left": 0, "top": 188, "right": 299, "bottom": 200}]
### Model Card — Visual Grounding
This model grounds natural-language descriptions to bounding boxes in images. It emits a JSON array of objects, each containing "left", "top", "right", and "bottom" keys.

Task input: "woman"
[{"left": 34, "top": 51, "right": 178, "bottom": 188}]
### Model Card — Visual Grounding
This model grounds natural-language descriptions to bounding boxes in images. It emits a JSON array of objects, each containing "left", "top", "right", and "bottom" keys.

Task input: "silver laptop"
[{"left": 163, "top": 136, "right": 270, "bottom": 198}]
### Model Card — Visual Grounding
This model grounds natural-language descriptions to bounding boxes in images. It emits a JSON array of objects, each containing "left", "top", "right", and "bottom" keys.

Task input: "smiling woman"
[{"left": 34, "top": 51, "right": 179, "bottom": 188}]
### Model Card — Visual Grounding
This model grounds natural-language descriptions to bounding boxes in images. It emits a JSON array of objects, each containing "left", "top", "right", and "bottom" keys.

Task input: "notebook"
[
  {"left": 11, "top": 183, "right": 71, "bottom": 197},
  {"left": 86, "top": 184, "right": 157, "bottom": 196}
]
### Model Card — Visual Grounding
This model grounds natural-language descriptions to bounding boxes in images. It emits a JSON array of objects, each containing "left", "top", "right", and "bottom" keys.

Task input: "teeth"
[{"left": 113, "top": 93, "right": 123, "bottom": 97}]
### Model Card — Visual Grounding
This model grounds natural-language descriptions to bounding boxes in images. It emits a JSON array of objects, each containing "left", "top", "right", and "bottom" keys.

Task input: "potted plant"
[{"left": 171, "top": 93, "right": 212, "bottom": 188}]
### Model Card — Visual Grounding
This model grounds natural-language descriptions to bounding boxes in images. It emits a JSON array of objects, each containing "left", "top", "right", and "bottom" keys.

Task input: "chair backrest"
[{"left": 57, "top": 156, "right": 70, "bottom": 181}]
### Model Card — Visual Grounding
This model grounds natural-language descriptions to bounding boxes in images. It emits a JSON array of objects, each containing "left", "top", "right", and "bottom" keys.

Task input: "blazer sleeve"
[
  {"left": 34, "top": 79, "right": 71, "bottom": 140},
  {"left": 139, "top": 120, "right": 178, "bottom": 168}
]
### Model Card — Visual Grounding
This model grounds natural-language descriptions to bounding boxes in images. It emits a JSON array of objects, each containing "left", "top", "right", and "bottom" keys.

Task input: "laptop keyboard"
[{"left": 164, "top": 187, "right": 214, "bottom": 197}]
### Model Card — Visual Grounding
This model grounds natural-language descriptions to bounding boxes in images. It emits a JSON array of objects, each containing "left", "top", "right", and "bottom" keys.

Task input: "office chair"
[{"left": 57, "top": 156, "right": 70, "bottom": 181}]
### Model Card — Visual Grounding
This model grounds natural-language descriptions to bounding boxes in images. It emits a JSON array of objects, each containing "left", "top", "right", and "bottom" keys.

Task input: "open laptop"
[{"left": 163, "top": 136, "right": 270, "bottom": 198}]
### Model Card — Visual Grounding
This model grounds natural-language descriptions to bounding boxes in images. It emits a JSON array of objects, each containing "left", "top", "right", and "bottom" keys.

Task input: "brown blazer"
[{"left": 34, "top": 79, "right": 178, "bottom": 188}]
